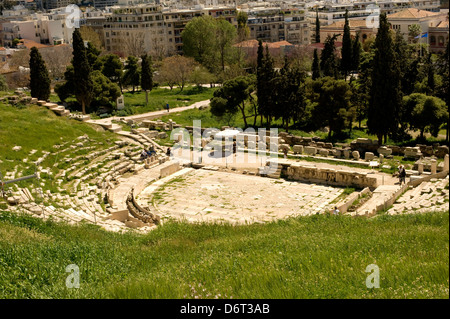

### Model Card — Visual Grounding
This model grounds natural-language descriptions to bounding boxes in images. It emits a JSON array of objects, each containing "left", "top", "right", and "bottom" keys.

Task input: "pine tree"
[
  {"left": 312, "top": 49, "right": 321, "bottom": 79},
  {"left": 315, "top": 10, "right": 320, "bottom": 43},
  {"left": 140, "top": 54, "right": 153, "bottom": 105},
  {"left": 86, "top": 42, "right": 102, "bottom": 70},
  {"left": 341, "top": 10, "right": 353, "bottom": 79},
  {"left": 101, "top": 54, "right": 123, "bottom": 93},
  {"left": 29, "top": 46, "right": 51, "bottom": 101},
  {"left": 123, "top": 56, "right": 140, "bottom": 92},
  {"left": 367, "top": 13, "right": 402, "bottom": 145},
  {"left": 273, "top": 58, "right": 306, "bottom": 132},
  {"left": 72, "top": 28, "right": 94, "bottom": 115}
]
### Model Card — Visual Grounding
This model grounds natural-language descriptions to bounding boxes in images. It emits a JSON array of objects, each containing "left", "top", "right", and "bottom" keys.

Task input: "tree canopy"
[{"left": 182, "top": 16, "right": 237, "bottom": 74}]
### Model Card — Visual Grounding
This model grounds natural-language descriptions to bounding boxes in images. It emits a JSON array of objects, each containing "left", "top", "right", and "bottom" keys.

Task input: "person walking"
[
  {"left": 398, "top": 165, "right": 406, "bottom": 185},
  {"left": 166, "top": 103, "right": 170, "bottom": 112}
]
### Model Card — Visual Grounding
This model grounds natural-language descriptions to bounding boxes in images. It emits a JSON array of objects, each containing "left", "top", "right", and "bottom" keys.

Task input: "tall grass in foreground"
[{"left": 0, "top": 210, "right": 448, "bottom": 299}]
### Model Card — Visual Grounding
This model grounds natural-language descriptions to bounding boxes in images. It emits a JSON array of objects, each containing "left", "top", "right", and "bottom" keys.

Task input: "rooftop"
[
  {"left": 322, "top": 19, "right": 372, "bottom": 29},
  {"left": 387, "top": 8, "right": 441, "bottom": 19},
  {"left": 234, "top": 39, "right": 294, "bottom": 48}
]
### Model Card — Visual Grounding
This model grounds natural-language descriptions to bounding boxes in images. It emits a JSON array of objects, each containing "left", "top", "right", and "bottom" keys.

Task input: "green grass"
[
  {"left": 0, "top": 210, "right": 448, "bottom": 299},
  {"left": 159, "top": 105, "right": 447, "bottom": 147},
  {"left": 122, "top": 86, "right": 215, "bottom": 112},
  {"left": 48, "top": 86, "right": 215, "bottom": 118},
  {"left": 0, "top": 102, "right": 117, "bottom": 191}
]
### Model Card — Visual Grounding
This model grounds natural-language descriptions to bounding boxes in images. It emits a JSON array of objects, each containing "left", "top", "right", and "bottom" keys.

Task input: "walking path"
[{"left": 86, "top": 99, "right": 210, "bottom": 127}]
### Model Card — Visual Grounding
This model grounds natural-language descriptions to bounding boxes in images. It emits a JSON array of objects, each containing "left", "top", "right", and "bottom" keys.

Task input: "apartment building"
[
  {"left": 244, "top": 6, "right": 310, "bottom": 45},
  {"left": 161, "top": 5, "right": 237, "bottom": 54},
  {"left": 42, "top": 0, "right": 77, "bottom": 10},
  {"left": 103, "top": 3, "right": 238, "bottom": 56},
  {"left": 93, "top": 0, "right": 119, "bottom": 9},
  {"left": 103, "top": 4, "right": 168, "bottom": 56},
  {"left": 283, "top": 8, "right": 310, "bottom": 45}
]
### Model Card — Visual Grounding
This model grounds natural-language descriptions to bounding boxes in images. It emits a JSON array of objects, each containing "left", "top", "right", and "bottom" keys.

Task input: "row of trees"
[
  {"left": 312, "top": 10, "right": 362, "bottom": 80},
  {"left": 24, "top": 12, "right": 449, "bottom": 140},
  {"left": 25, "top": 29, "right": 154, "bottom": 114},
  {"left": 53, "top": 29, "right": 154, "bottom": 114},
  {"left": 28, "top": 28, "right": 217, "bottom": 114}
]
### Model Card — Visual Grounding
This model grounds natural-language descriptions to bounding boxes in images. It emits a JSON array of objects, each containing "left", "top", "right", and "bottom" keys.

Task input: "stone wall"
[
  {"left": 336, "top": 187, "right": 371, "bottom": 213},
  {"left": 160, "top": 161, "right": 180, "bottom": 178},
  {"left": 282, "top": 134, "right": 449, "bottom": 159},
  {"left": 285, "top": 163, "right": 378, "bottom": 189}
]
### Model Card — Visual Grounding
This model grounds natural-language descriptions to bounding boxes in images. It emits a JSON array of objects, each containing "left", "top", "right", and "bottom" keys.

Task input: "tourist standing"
[
  {"left": 332, "top": 206, "right": 340, "bottom": 215},
  {"left": 398, "top": 165, "right": 406, "bottom": 185},
  {"left": 140, "top": 149, "right": 148, "bottom": 160}
]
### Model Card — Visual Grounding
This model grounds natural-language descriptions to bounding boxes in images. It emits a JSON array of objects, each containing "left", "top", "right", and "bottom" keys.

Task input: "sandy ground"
[{"left": 146, "top": 169, "right": 345, "bottom": 224}]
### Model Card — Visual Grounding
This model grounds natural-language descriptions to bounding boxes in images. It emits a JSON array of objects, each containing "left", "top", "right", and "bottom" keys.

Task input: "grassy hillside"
[
  {"left": 0, "top": 210, "right": 448, "bottom": 299},
  {"left": 0, "top": 102, "right": 117, "bottom": 190}
]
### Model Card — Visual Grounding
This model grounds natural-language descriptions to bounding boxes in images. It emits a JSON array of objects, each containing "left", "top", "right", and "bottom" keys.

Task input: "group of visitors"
[
  {"left": 140, "top": 146, "right": 172, "bottom": 160},
  {"left": 140, "top": 146, "right": 157, "bottom": 160}
]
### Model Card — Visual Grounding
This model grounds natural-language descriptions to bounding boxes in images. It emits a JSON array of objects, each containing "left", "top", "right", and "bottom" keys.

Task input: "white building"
[
  {"left": 1, "top": 10, "right": 76, "bottom": 47},
  {"left": 306, "top": 0, "right": 441, "bottom": 42}
]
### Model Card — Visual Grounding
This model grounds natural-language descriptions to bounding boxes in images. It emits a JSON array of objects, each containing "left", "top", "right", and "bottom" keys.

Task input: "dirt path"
[{"left": 86, "top": 99, "right": 210, "bottom": 126}]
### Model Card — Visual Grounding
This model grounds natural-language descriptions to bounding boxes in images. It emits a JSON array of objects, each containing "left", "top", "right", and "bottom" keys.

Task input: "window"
[{"left": 430, "top": 36, "right": 436, "bottom": 45}]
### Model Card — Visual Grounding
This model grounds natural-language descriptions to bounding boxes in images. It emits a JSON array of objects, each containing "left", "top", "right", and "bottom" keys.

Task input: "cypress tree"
[
  {"left": 367, "top": 13, "right": 402, "bottom": 145},
  {"left": 427, "top": 53, "right": 435, "bottom": 95},
  {"left": 320, "top": 35, "right": 339, "bottom": 78},
  {"left": 256, "top": 40, "right": 265, "bottom": 126},
  {"left": 312, "top": 49, "right": 321, "bottom": 79},
  {"left": 140, "top": 54, "right": 153, "bottom": 105},
  {"left": 341, "top": 9, "right": 353, "bottom": 79},
  {"left": 72, "top": 28, "right": 94, "bottom": 115},
  {"left": 352, "top": 33, "right": 362, "bottom": 72},
  {"left": 29, "top": 46, "right": 50, "bottom": 101},
  {"left": 257, "top": 40, "right": 264, "bottom": 69},
  {"left": 257, "top": 45, "right": 276, "bottom": 127},
  {"left": 315, "top": 10, "right": 320, "bottom": 43},
  {"left": 0, "top": 74, "right": 8, "bottom": 91},
  {"left": 394, "top": 29, "right": 418, "bottom": 96}
]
